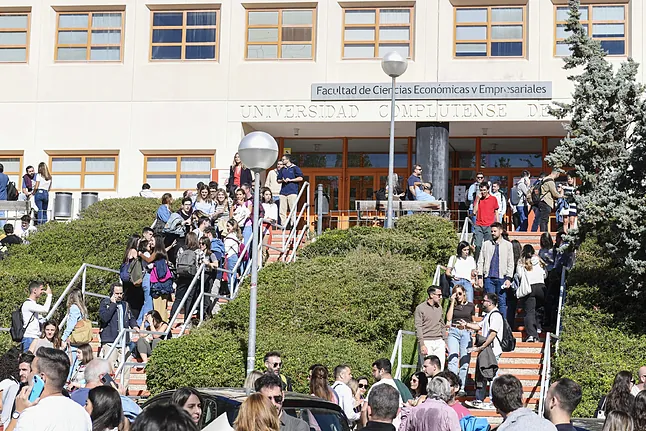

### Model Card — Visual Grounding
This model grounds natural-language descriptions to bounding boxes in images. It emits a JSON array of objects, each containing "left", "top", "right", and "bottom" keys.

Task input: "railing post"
[
  {"left": 199, "top": 266, "right": 205, "bottom": 324},
  {"left": 397, "top": 333, "right": 403, "bottom": 379},
  {"left": 81, "top": 266, "right": 87, "bottom": 296},
  {"left": 317, "top": 184, "right": 323, "bottom": 236}
]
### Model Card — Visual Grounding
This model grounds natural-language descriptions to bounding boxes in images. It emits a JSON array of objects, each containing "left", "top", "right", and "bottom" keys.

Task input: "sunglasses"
[
  {"left": 358, "top": 384, "right": 369, "bottom": 389},
  {"left": 267, "top": 395, "right": 283, "bottom": 403},
  {"left": 271, "top": 362, "right": 282, "bottom": 368}
]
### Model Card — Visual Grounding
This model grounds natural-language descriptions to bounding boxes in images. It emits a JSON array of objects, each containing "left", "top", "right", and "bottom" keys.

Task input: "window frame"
[
  {"left": 54, "top": 10, "right": 125, "bottom": 62},
  {"left": 0, "top": 11, "right": 31, "bottom": 63},
  {"left": 0, "top": 154, "right": 24, "bottom": 185},
  {"left": 143, "top": 154, "right": 214, "bottom": 191},
  {"left": 244, "top": 7, "right": 317, "bottom": 61},
  {"left": 453, "top": 5, "right": 527, "bottom": 59},
  {"left": 553, "top": 3, "right": 628, "bottom": 57},
  {"left": 48, "top": 154, "right": 119, "bottom": 191},
  {"left": 149, "top": 8, "right": 220, "bottom": 62},
  {"left": 341, "top": 6, "right": 414, "bottom": 60}
]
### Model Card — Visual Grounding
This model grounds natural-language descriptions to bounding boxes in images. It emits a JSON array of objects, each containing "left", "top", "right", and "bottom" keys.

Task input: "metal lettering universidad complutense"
[{"left": 311, "top": 82, "right": 553, "bottom": 101}]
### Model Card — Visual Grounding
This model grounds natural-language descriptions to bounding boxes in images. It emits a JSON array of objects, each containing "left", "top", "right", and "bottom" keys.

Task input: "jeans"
[
  {"left": 475, "top": 354, "right": 502, "bottom": 401},
  {"left": 34, "top": 189, "right": 49, "bottom": 224},
  {"left": 226, "top": 255, "right": 239, "bottom": 293},
  {"left": 447, "top": 327, "right": 472, "bottom": 391},
  {"left": 538, "top": 202, "right": 552, "bottom": 232},
  {"left": 137, "top": 273, "right": 153, "bottom": 326},
  {"left": 242, "top": 225, "right": 253, "bottom": 246},
  {"left": 521, "top": 283, "right": 546, "bottom": 339},
  {"left": 530, "top": 206, "right": 541, "bottom": 232},
  {"left": 484, "top": 277, "right": 508, "bottom": 321},
  {"left": 451, "top": 279, "right": 474, "bottom": 303},
  {"left": 21, "top": 337, "right": 35, "bottom": 352},
  {"left": 473, "top": 225, "right": 492, "bottom": 263},
  {"left": 273, "top": 196, "right": 281, "bottom": 225},
  {"left": 516, "top": 205, "right": 528, "bottom": 231}
]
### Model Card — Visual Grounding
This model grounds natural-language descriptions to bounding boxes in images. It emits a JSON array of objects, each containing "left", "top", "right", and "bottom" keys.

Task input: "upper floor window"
[
  {"left": 0, "top": 11, "right": 30, "bottom": 62},
  {"left": 454, "top": 6, "right": 525, "bottom": 58},
  {"left": 555, "top": 4, "right": 627, "bottom": 56},
  {"left": 49, "top": 155, "right": 118, "bottom": 190},
  {"left": 342, "top": 7, "right": 413, "bottom": 59},
  {"left": 245, "top": 8, "right": 316, "bottom": 60},
  {"left": 55, "top": 11, "right": 124, "bottom": 61},
  {"left": 0, "top": 155, "right": 22, "bottom": 184},
  {"left": 151, "top": 9, "right": 219, "bottom": 61},
  {"left": 144, "top": 155, "right": 213, "bottom": 190}
]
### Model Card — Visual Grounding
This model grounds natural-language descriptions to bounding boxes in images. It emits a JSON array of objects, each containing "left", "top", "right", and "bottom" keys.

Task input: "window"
[
  {"left": 150, "top": 9, "right": 219, "bottom": 60},
  {"left": 555, "top": 4, "right": 627, "bottom": 56},
  {"left": 454, "top": 6, "right": 525, "bottom": 57},
  {"left": 0, "top": 11, "right": 30, "bottom": 62},
  {"left": 245, "top": 8, "right": 315, "bottom": 59},
  {"left": 49, "top": 155, "right": 118, "bottom": 190},
  {"left": 342, "top": 7, "right": 413, "bottom": 59},
  {"left": 144, "top": 155, "right": 213, "bottom": 190},
  {"left": 55, "top": 11, "right": 124, "bottom": 61},
  {"left": 0, "top": 155, "right": 23, "bottom": 184}
]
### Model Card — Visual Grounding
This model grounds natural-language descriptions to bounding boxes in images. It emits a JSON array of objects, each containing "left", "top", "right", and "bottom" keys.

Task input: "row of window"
[
  {"left": 0, "top": 154, "right": 214, "bottom": 191},
  {"left": 0, "top": 3, "right": 628, "bottom": 63}
]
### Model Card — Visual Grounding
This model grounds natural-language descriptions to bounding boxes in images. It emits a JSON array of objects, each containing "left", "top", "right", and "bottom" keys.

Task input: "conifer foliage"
[{"left": 548, "top": 0, "right": 646, "bottom": 293}]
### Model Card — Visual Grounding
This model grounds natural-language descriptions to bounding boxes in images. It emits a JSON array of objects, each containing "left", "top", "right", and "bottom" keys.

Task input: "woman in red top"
[{"left": 227, "top": 153, "right": 252, "bottom": 196}]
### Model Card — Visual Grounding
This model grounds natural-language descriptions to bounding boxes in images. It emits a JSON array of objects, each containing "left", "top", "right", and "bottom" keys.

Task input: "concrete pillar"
[{"left": 416, "top": 122, "right": 450, "bottom": 202}]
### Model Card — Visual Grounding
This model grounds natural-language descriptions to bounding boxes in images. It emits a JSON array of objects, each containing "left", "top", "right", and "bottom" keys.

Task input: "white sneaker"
[{"left": 465, "top": 400, "right": 496, "bottom": 410}]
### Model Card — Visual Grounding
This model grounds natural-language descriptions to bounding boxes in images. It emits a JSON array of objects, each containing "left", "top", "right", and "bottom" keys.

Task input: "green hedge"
[{"left": 145, "top": 214, "right": 456, "bottom": 394}]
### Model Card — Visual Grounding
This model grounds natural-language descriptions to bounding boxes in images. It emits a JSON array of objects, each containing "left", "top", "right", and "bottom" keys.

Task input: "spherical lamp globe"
[{"left": 237, "top": 131, "right": 279, "bottom": 172}]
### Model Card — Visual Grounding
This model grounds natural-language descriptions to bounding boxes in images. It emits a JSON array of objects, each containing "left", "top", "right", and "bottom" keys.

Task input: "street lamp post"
[
  {"left": 381, "top": 51, "right": 408, "bottom": 229},
  {"left": 237, "top": 131, "right": 278, "bottom": 376}
]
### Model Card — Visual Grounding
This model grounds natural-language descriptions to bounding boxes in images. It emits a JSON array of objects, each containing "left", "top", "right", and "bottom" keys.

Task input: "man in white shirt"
[
  {"left": 332, "top": 364, "right": 360, "bottom": 425},
  {"left": 491, "top": 181, "right": 507, "bottom": 224},
  {"left": 7, "top": 347, "right": 92, "bottom": 431},
  {"left": 461, "top": 292, "right": 503, "bottom": 410},
  {"left": 21, "top": 282, "right": 52, "bottom": 352},
  {"left": 13, "top": 215, "right": 36, "bottom": 242},
  {"left": 362, "top": 359, "right": 403, "bottom": 428}
]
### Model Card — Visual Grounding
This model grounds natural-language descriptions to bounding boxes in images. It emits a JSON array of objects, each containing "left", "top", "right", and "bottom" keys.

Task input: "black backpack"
[
  {"left": 9, "top": 303, "right": 35, "bottom": 342},
  {"left": 6, "top": 181, "right": 18, "bottom": 201},
  {"left": 526, "top": 179, "right": 543, "bottom": 206},
  {"left": 489, "top": 310, "right": 516, "bottom": 352}
]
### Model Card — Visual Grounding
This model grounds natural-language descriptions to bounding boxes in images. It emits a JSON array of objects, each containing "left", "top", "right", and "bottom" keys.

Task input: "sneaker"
[
  {"left": 457, "top": 390, "right": 467, "bottom": 398},
  {"left": 465, "top": 400, "right": 484, "bottom": 409},
  {"left": 525, "top": 336, "right": 537, "bottom": 343},
  {"left": 481, "top": 402, "right": 496, "bottom": 410}
]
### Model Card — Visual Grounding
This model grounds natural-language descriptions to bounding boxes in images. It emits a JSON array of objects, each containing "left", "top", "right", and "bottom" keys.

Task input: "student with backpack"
[
  {"left": 536, "top": 170, "right": 563, "bottom": 233},
  {"left": 11, "top": 282, "right": 53, "bottom": 352},
  {"left": 171, "top": 232, "right": 200, "bottom": 322},
  {"left": 140, "top": 235, "right": 175, "bottom": 322}
]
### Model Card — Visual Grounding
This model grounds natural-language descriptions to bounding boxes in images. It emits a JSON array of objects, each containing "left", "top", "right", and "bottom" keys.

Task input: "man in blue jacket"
[{"left": 276, "top": 154, "right": 303, "bottom": 228}]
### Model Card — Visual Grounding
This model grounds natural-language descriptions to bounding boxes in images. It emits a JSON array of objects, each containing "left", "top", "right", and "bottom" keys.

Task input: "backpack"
[
  {"left": 459, "top": 415, "right": 491, "bottom": 431},
  {"left": 176, "top": 249, "right": 198, "bottom": 277},
  {"left": 239, "top": 241, "right": 249, "bottom": 262},
  {"left": 10, "top": 303, "right": 35, "bottom": 342},
  {"left": 509, "top": 186, "right": 520, "bottom": 206},
  {"left": 488, "top": 310, "right": 516, "bottom": 352},
  {"left": 119, "top": 260, "right": 131, "bottom": 284},
  {"left": 6, "top": 181, "right": 18, "bottom": 201},
  {"left": 150, "top": 259, "right": 174, "bottom": 298}
]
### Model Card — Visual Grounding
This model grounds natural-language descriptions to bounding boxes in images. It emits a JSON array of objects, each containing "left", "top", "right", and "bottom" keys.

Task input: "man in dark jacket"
[
  {"left": 99, "top": 283, "right": 138, "bottom": 385},
  {"left": 362, "top": 384, "right": 400, "bottom": 431}
]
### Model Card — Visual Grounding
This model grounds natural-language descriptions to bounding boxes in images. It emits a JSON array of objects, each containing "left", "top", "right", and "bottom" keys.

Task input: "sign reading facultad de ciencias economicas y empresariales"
[{"left": 311, "top": 82, "right": 552, "bottom": 101}]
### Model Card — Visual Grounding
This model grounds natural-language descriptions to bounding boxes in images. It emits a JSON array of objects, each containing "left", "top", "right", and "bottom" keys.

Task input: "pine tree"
[{"left": 548, "top": 0, "right": 646, "bottom": 292}]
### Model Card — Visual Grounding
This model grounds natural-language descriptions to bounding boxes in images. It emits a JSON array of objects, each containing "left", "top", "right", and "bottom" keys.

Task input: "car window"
[{"left": 287, "top": 407, "right": 350, "bottom": 431}]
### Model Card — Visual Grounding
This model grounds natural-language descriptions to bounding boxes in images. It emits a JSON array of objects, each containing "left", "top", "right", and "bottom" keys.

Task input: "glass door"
[{"left": 301, "top": 170, "right": 343, "bottom": 213}]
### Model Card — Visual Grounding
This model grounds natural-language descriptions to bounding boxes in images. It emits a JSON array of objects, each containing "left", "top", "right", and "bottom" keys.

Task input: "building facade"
[{"left": 0, "top": 0, "right": 641, "bottom": 214}]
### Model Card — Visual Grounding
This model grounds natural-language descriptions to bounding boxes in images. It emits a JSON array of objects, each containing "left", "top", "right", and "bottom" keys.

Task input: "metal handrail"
[
  {"left": 106, "top": 328, "right": 166, "bottom": 384},
  {"left": 390, "top": 329, "right": 417, "bottom": 379},
  {"left": 459, "top": 217, "right": 473, "bottom": 243},
  {"left": 165, "top": 263, "right": 206, "bottom": 336},
  {"left": 280, "top": 182, "right": 310, "bottom": 262},
  {"left": 538, "top": 331, "right": 552, "bottom": 416}
]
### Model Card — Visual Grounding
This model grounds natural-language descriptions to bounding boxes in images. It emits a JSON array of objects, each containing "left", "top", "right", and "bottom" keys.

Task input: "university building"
[{"left": 0, "top": 0, "right": 640, "bottom": 216}]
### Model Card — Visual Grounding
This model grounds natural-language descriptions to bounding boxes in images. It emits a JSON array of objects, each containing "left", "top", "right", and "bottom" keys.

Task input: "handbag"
[
  {"left": 128, "top": 258, "right": 144, "bottom": 286},
  {"left": 233, "top": 204, "right": 250, "bottom": 226},
  {"left": 69, "top": 319, "right": 93, "bottom": 345},
  {"left": 515, "top": 267, "right": 532, "bottom": 298}
]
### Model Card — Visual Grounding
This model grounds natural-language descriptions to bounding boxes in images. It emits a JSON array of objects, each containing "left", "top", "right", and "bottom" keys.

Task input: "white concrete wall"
[{"left": 0, "top": 0, "right": 643, "bottom": 197}]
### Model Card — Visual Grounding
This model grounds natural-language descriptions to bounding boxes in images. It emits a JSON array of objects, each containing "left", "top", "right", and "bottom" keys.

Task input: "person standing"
[
  {"left": 473, "top": 182, "right": 498, "bottom": 262},
  {"left": 445, "top": 285, "right": 475, "bottom": 394},
  {"left": 263, "top": 351, "right": 294, "bottom": 392},
  {"left": 255, "top": 373, "right": 309, "bottom": 431},
  {"left": 276, "top": 155, "right": 303, "bottom": 228},
  {"left": 445, "top": 241, "right": 477, "bottom": 303},
  {"left": 516, "top": 171, "right": 531, "bottom": 231},
  {"left": 406, "top": 165, "right": 423, "bottom": 201},
  {"left": 491, "top": 181, "right": 507, "bottom": 225},
  {"left": 32, "top": 162, "right": 52, "bottom": 225},
  {"left": 227, "top": 152, "right": 252, "bottom": 197},
  {"left": 361, "top": 384, "right": 400, "bottom": 431},
  {"left": 414, "top": 286, "right": 447, "bottom": 371},
  {"left": 543, "top": 378, "right": 584, "bottom": 431},
  {"left": 492, "top": 375, "right": 557, "bottom": 430},
  {"left": 400, "top": 377, "right": 461, "bottom": 431},
  {"left": 332, "top": 365, "right": 360, "bottom": 426},
  {"left": 20, "top": 282, "right": 53, "bottom": 352},
  {"left": 0, "top": 164, "right": 9, "bottom": 229},
  {"left": 538, "top": 170, "right": 562, "bottom": 233},
  {"left": 516, "top": 245, "right": 547, "bottom": 343},
  {"left": 477, "top": 222, "right": 514, "bottom": 325}
]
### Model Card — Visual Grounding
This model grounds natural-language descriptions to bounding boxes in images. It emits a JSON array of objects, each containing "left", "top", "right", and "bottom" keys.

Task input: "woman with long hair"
[
  {"left": 597, "top": 371, "right": 637, "bottom": 418},
  {"left": 243, "top": 370, "right": 264, "bottom": 391},
  {"left": 234, "top": 392, "right": 280, "bottom": 431},
  {"left": 86, "top": 385, "right": 127, "bottom": 431},
  {"left": 446, "top": 284, "right": 475, "bottom": 394},
  {"left": 213, "top": 188, "right": 231, "bottom": 235},
  {"left": 445, "top": 241, "right": 476, "bottom": 302},
  {"left": 136, "top": 238, "right": 153, "bottom": 326},
  {"left": 516, "top": 245, "right": 547, "bottom": 343},
  {"left": 140, "top": 234, "right": 173, "bottom": 321},
  {"left": 228, "top": 152, "right": 252, "bottom": 197},
  {"left": 224, "top": 219, "right": 243, "bottom": 292},
  {"left": 408, "top": 372, "right": 429, "bottom": 406},
  {"left": 155, "top": 193, "right": 173, "bottom": 234},
  {"left": 231, "top": 188, "right": 253, "bottom": 247},
  {"left": 136, "top": 310, "right": 168, "bottom": 365},
  {"left": 171, "top": 232, "right": 200, "bottom": 321},
  {"left": 193, "top": 185, "right": 215, "bottom": 217},
  {"left": 33, "top": 162, "right": 52, "bottom": 225},
  {"left": 260, "top": 187, "right": 278, "bottom": 262},
  {"left": 602, "top": 410, "right": 634, "bottom": 431},
  {"left": 198, "top": 236, "right": 220, "bottom": 302},
  {"left": 62, "top": 289, "right": 89, "bottom": 346},
  {"left": 507, "top": 239, "right": 523, "bottom": 329},
  {"left": 67, "top": 343, "right": 94, "bottom": 390},
  {"left": 632, "top": 390, "right": 646, "bottom": 431},
  {"left": 122, "top": 234, "right": 144, "bottom": 320},
  {"left": 309, "top": 365, "right": 338, "bottom": 403},
  {"left": 171, "top": 387, "right": 203, "bottom": 426},
  {"left": 29, "top": 320, "right": 61, "bottom": 352}
]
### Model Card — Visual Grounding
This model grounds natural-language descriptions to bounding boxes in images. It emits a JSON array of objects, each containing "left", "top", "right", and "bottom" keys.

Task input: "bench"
[
  {"left": 356, "top": 200, "right": 448, "bottom": 224},
  {"left": 0, "top": 201, "right": 31, "bottom": 223}
]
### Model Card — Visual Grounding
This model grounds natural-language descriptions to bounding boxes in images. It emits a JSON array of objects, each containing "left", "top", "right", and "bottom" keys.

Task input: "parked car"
[{"left": 142, "top": 388, "right": 351, "bottom": 431}]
